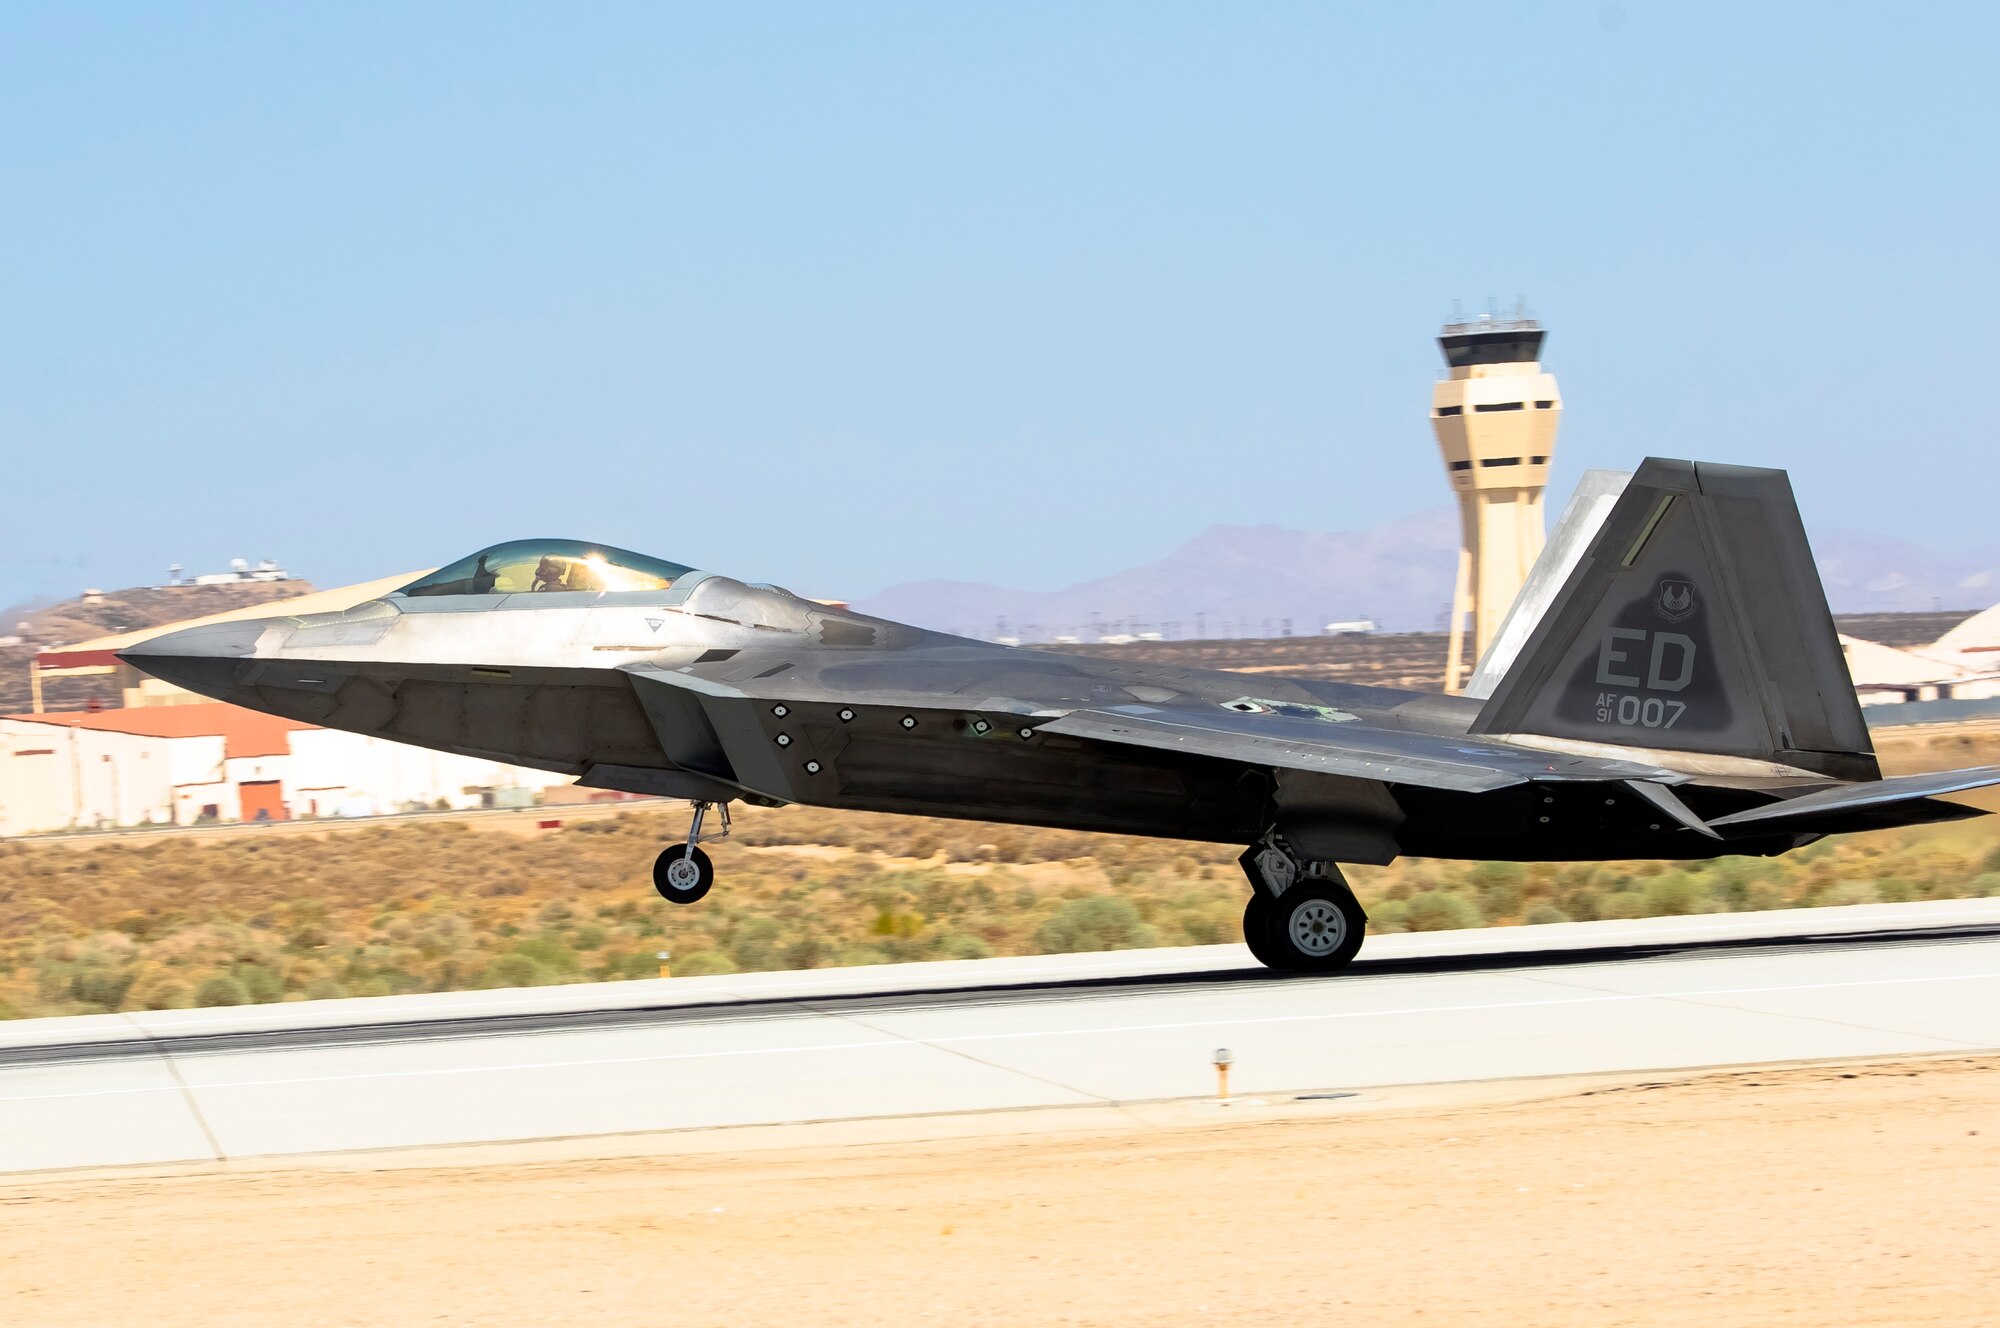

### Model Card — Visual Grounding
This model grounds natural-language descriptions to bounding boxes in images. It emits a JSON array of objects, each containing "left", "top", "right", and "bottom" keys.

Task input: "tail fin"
[
  {"left": 1469, "top": 458, "right": 1878, "bottom": 780},
  {"left": 1464, "top": 468, "right": 1632, "bottom": 700}
]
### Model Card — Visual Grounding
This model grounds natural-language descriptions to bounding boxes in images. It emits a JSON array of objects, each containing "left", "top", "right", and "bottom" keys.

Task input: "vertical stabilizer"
[
  {"left": 1469, "top": 458, "right": 1876, "bottom": 780},
  {"left": 1464, "top": 469, "right": 1631, "bottom": 699}
]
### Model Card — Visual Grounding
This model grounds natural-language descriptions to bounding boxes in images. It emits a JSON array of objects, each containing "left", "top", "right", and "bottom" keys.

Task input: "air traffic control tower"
[{"left": 1432, "top": 311, "right": 1562, "bottom": 692}]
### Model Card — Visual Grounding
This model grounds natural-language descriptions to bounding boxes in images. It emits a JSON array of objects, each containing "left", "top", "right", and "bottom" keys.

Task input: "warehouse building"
[{"left": 0, "top": 702, "right": 574, "bottom": 836}]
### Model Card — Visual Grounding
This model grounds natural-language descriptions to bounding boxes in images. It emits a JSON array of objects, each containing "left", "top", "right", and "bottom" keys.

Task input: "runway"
[{"left": 4, "top": 897, "right": 1999, "bottom": 1175}]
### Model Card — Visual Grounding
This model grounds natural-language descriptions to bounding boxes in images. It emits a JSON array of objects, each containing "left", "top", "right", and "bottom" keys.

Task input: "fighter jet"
[{"left": 124, "top": 459, "right": 2000, "bottom": 972}]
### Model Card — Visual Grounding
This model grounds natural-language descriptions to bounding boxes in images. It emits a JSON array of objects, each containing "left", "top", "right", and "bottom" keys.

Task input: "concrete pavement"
[{"left": 2, "top": 898, "right": 1998, "bottom": 1174}]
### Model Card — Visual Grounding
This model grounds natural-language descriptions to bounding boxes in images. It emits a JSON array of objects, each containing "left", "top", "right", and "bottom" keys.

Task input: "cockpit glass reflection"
[{"left": 398, "top": 540, "right": 694, "bottom": 597}]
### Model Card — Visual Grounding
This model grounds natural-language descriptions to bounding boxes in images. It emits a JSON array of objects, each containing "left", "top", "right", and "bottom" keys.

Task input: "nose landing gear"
[
  {"left": 1239, "top": 837, "right": 1367, "bottom": 973},
  {"left": 654, "top": 800, "right": 730, "bottom": 904}
]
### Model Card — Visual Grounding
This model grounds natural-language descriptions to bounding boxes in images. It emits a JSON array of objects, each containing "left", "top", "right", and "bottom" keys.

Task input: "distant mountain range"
[
  {"left": 852, "top": 509, "right": 2000, "bottom": 641},
  {"left": 1809, "top": 533, "right": 2000, "bottom": 618}
]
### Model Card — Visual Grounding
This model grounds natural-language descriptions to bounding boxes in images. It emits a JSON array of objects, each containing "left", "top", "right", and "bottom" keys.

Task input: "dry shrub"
[{"left": 0, "top": 786, "right": 1994, "bottom": 1017}]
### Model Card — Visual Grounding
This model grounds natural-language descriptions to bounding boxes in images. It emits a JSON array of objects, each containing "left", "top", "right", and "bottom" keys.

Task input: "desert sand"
[{"left": 4, "top": 1053, "right": 1996, "bottom": 1326}]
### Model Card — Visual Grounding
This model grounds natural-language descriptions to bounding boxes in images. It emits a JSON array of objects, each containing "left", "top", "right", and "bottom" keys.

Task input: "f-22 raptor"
[{"left": 126, "top": 459, "right": 2000, "bottom": 972}]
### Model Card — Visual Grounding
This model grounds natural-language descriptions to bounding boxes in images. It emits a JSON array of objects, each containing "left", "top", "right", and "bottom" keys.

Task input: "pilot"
[{"left": 532, "top": 555, "right": 572, "bottom": 592}]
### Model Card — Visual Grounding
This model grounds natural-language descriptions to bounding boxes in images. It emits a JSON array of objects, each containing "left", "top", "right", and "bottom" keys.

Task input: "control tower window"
[
  {"left": 398, "top": 540, "right": 694, "bottom": 597},
  {"left": 1437, "top": 326, "right": 1546, "bottom": 369},
  {"left": 1473, "top": 401, "right": 1525, "bottom": 413},
  {"left": 1535, "top": 400, "right": 1555, "bottom": 409},
  {"left": 1435, "top": 405, "right": 1463, "bottom": 417},
  {"left": 1479, "top": 457, "right": 1522, "bottom": 468}
]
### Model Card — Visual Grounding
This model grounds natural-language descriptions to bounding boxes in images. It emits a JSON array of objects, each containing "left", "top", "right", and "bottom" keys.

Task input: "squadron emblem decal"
[{"left": 1655, "top": 578, "right": 1696, "bottom": 622}]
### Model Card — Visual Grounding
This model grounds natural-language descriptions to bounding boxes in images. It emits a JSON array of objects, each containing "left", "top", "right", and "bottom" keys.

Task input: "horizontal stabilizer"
[{"left": 1707, "top": 765, "right": 2000, "bottom": 833}]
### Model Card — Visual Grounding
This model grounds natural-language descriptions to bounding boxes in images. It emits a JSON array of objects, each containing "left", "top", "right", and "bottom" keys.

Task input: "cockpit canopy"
[{"left": 397, "top": 540, "right": 695, "bottom": 597}]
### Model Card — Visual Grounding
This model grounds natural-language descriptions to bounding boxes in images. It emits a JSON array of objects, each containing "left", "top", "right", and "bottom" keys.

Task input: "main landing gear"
[
  {"left": 654, "top": 800, "right": 731, "bottom": 904},
  {"left": 1239, "top": 837, "right": 1367, "bottom": 973}
]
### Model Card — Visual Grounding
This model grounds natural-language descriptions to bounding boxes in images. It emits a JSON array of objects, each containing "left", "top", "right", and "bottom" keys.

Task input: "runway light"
[
  {"left": 1214, "top": 1046, "right": 1233, "bottom": 1102},
  {"left": 657, "top": 950, "right": 671, "bottom": 979}
]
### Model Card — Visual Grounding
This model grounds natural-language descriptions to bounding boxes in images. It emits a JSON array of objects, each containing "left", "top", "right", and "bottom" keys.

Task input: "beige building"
[
  {"left": 0, "top": 702, "right": 580, "bottom": 836},
  {"left": 1840, "top": 620, "right": 2000, "bottom": 708},
  {"left": 1431, "top": 313, "right": 1562, "bottom": 692},
  {"left": 4, "top": 570, "right": 589, "bottom": 836},
  {"left": 1928, "top": 603, "right": 2000, "bottom": 677},
  {"left": 0, "top": 720, "right": 178, "bottom": 834}
]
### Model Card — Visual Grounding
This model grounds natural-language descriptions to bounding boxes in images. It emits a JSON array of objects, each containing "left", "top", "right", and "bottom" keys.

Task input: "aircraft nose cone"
[{"left": 118, "top": 620, "right": 270, "bottom": 700}]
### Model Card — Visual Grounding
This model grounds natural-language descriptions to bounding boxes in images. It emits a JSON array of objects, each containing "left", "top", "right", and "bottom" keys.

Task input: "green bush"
[
  {"left": 1642, "top": 872, "right": 1708, "bottom": 917},
  {"left": 673, "top": 949, "right": 739, "bottom": 977},
  {"left": 1599, "top": 891, "right": 1649, "bottom": 920},
  {"left": 1404, "top": 890, "right": 1482, "bottom": 932},
  {"left": 782, "top": 936, "right": 833, "bottom": 969},
  {"left": 1469, "top": 863, "right": 1526, "bottom": 918},
  {"left": 729, "top": 916, "right": 789, "bottom": 970},
  {"left": 1743, "top": 880, "right": 1788, "bottom": 911},
  {"left": 235, "top": 963, "right": 285, "bottom": 1004},
  {"left": 1822, "top": 879, "right": 1881, "bottom": 907},
  {"left": 137, "top": 982, "right": 188, "bottom": 1011},
  {"left": 1876, "top": 876, "right": 1919, "bottom": 903},
  {"left": 511, "top": 936, "right": 581, "bottom": 974},
  {"left": 70, "top": 964, "right": 135, "bottom": 1010},
  {"left": 1522, "top": 903, "right": 1571, "bottom": 926},
  {"left": 1366, "top": 899, "right": 1410, "bottom": 934},
  {"left": 1911, "top": 875, "right": 1955, "bottom": 902},
  {"left": 1035, "top": 897, "right": 1159, "bottom": 953},
  {"left": 194, "top": 975, "right": 250, "bottom": 1007},
  {"left": 482, "top": 953, "right": 551, "bottom": 988},
  {"left": 936, "top": 931, "right": 994, "bottom": 961},
  {"left": 596, "top": 951, "right": 661, "bottom": 982}
]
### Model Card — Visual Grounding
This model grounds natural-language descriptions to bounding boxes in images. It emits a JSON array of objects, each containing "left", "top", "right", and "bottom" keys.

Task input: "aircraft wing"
[{"left": 1035, "top": 704, "right": 1686, "bottom": 794}]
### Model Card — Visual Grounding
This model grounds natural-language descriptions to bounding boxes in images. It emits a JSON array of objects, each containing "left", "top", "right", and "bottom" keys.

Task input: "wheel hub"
[
  {"left": 664, "top": 855, "right": 704, "bottom": 893},
  {"left": 1287, "top": 898, "right": 1346, "bottom": 957}
]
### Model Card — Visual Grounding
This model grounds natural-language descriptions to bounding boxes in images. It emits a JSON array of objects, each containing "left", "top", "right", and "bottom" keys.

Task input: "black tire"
[
  {"left": 653, "top": 843, "right": 715, "bottom": 903},
  {"left": 1241, "top": 893, "right": 1287, "bottom": 969},
  {"left": 1263, "top": 881, "right": 1366, "bottom": 973}
]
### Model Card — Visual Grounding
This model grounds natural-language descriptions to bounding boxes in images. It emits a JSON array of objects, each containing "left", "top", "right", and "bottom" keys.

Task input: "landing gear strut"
[
  {"left": 1239, "top": 838, "right": 1367, "bottom": 973},
  {"left": 653, "top": 800, "right": 730, "bottom": 904}
]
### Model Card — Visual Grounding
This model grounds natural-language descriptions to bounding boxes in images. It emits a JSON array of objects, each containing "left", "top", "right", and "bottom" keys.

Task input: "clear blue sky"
[{"left": 3, "top": 2, "right": 1995, "bottom": 612}]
